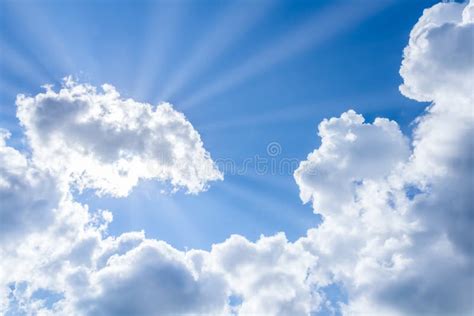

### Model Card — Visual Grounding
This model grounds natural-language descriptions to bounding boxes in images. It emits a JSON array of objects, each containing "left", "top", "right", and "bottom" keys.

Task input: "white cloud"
[
  {"left": 208, "top": 233, "right": 321, "bottom": 315},
  {"left": 294, "top": 110, "right": 410, "bottom": 216},
  {"left": 65, "top": 239, "right": 230, "bottom": 316},
  {"left": 295, "top": 1, "right": 474, "bottom": 314},
  {"left": 399, "top": 0, "right": 474, "bottom": 108},
  {"left": 1, "top": 1, "right": 473, "bottom": 315},
  {"left": 16, "top": 78, "right": 222, "bottom": 197},
  {"left": 0, "top": 132, "right": 110, "bottom": 314},
  {"left": 0, "top": 129, "right": 60, "bottom": 243}
]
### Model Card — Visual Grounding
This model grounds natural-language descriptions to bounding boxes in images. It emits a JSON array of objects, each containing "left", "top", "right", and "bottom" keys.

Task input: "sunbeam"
[
  {"left": 132, "top": 2, "right": 185, "bottom": 101},
  {"left": 3, "top": 1, "right": 468, "bottom": 314},
  {"left": 213, "top": 173, "right": 315, "bottom": 237},
  {"left": 197, "top": 102, "right": 324, "bottom": 132},
  {"left": 156, "top": 1, "right": 273, "bottom": 103},
  {"left": 179, "top": 0, "right": 393, "bottom": 110},
  {"left": 3, "top": 1, "right": 74, "bottom": 77},
  {"left": 0, "top": 41, "right": 55, "bottom": 90}
]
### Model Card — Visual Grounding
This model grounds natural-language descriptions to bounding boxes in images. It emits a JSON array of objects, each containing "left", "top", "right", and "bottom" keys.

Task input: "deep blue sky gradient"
[{"left": 0, "top": 0, "right": 438, "bottom": 251}]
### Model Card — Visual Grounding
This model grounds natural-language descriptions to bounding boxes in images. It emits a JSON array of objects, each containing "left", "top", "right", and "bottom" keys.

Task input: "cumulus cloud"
[
  {"left": 0, "top": 129, "right": 60, "bottom": 243},
  {"left": 16, "top": 78, "right": 222, "bottom": 197},
  {"left": 67, "top": 239, "right": 230, "bottom": 316},
  {"left": 208, "top": 233, "right": 320, "bottom": 315},
  {"left": 295, "top": 1, "right": 474, "bottom": 314},
  {"left": 1, "top": 1, "right": 473, "bottom": 315},
  {"left": 399, "top": 0, "right": 474, "bottom": 107},
  {"left": 294, "top": 110, "right": 409, "bottom": 215}
]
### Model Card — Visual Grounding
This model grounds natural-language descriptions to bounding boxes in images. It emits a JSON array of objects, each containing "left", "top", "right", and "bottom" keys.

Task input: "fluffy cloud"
[
  {"left": 401, "top": 0, "right": 473, "bottom": 263},
  {"left": 0, "top": 129, "right": 60, "bottom": 243},
  {"left": 16, "top": 78, "right": 222, "bottom": 197},
  {"left": 399, "top": 0, "right": 474, "bottom": 107},
  {"left": 295, "top": 1, "right": 474, "bottom": 314},
  {"left": 66, "top": 239, "right": 230, "bottom": 316},
  {"left": 1, "top": 1, "right": 473, "bottom": 315},
  {"left": 208, "top": 233, "right": 320, "bottom": 315},
  {"left": 294, "top": 110, "right": 409, "bottom": 215},
  {"left": 54, "top": 232, "right": 320, "bottom": 316}
]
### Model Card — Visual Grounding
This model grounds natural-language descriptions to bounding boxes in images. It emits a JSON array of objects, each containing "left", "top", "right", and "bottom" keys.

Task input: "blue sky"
[
  {"left": 2, "top": 0, "right": 473, "bottom": 315},
  {"left": 0, "top": 0, "right": 438, "bottom": 251}
]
